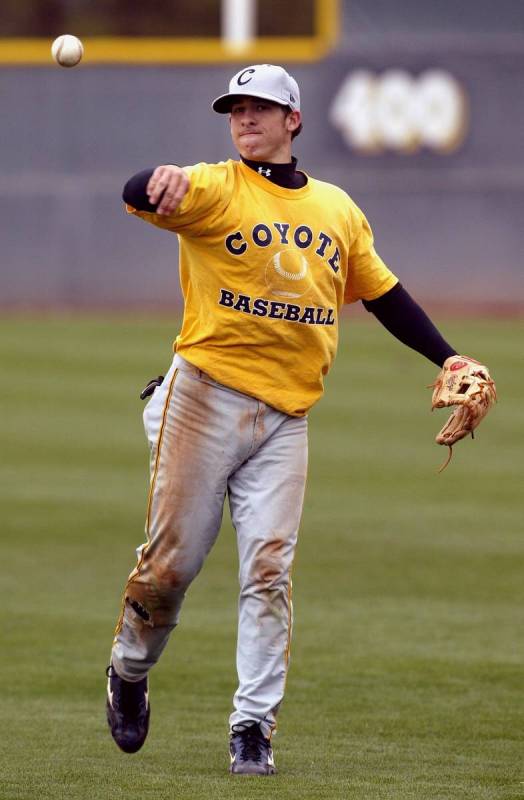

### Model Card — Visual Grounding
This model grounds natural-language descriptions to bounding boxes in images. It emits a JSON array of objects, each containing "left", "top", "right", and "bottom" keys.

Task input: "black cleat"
[
  {"left": 229, "top": 723, "right": 276, "bottom": 775},
  {"left": 106, "top": 664, "right": 150, "bottom": 753}
]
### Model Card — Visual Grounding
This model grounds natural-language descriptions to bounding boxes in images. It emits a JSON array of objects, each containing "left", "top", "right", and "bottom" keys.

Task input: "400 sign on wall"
[{"left": 330, "top": 69, "right": 468, "bottom": 154}]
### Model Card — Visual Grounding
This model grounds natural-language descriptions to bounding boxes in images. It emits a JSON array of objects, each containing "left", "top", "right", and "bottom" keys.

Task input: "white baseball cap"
[{"left": 212, "top": 64, "right": 300, "bottom": 114}]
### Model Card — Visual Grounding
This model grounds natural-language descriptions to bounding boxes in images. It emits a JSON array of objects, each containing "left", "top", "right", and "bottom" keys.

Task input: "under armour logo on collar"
[{"left": 258, "top": 167, "right": 272, "bottom": 177}]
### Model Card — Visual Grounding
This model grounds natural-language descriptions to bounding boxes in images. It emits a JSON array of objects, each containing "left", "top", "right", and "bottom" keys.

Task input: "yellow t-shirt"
[{"left": 127, "top": 159, "right": 397, "bottom": 416}]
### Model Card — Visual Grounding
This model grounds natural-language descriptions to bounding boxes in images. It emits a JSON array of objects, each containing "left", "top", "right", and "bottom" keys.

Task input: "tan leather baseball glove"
[{"left": 430, "top": 355, "right": 497, "bottom": 471}]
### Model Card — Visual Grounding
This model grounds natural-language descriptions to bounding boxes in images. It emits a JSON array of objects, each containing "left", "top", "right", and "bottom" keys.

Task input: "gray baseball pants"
[{"left": 111, "top": 354, "right": 308, "bottom": 736}]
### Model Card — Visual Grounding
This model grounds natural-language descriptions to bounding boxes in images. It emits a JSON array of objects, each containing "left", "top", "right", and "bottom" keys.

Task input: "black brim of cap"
[{"left": 212, "top": 91, "right": 291, "bottom": 113}]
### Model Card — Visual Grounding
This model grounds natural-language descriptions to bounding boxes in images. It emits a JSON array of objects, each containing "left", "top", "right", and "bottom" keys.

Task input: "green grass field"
[{"left": 1, "top": 314, "right": 522, "bottom": 800}]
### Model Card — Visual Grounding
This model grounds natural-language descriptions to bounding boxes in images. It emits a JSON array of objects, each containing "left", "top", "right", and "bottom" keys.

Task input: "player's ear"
[{"left": 285, "top": 110, "right": 301, "bottom": 135}]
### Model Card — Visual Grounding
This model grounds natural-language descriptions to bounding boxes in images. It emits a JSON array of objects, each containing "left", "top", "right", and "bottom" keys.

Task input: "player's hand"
[{"left": 147, "top": 165, "right": 190, "bottom": 215}]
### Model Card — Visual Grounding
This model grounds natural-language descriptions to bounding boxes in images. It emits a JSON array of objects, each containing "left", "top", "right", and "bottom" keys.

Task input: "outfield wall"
[{"left": 1, "top": 34, "right": 523, "bottom": 309}]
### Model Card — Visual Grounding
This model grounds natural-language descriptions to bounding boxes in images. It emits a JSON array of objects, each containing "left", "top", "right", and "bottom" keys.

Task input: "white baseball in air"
[{"left": 51, "top": 35, "right": 84, "bottom": 68}]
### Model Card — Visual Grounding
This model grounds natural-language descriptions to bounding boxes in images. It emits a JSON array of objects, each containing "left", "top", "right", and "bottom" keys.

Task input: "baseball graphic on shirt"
[{"left": 265, "top": 248, "right": 313, "bottom": 298}]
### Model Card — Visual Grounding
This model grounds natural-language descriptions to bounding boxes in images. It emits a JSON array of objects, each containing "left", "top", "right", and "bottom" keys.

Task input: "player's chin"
[{"left": 237, "top": 139, "right": 268, "bottom": 161}]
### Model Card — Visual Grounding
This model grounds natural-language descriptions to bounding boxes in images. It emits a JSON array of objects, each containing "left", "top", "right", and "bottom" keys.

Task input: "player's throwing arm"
[{"left": 147, "top": 165, "right": 190, "bottom": 215}]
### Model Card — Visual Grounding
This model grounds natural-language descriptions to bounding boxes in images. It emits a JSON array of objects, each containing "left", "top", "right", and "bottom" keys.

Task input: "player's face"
[{"left": 229, "top": 97, "right": 301, "bottom": 163}]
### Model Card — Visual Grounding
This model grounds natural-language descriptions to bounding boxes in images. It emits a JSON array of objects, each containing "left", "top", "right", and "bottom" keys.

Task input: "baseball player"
[{"left": 106, "top": 64, "right": 494, "bottom": 775}]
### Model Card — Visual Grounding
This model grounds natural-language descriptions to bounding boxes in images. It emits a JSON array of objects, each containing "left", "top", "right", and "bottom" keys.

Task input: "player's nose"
[{"left": 239, "top": 105, "right": 259, "bottom": 123}]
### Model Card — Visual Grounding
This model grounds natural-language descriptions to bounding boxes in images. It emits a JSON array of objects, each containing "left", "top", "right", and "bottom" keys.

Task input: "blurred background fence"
[{"left": 1, "top": 0, "right": 523, "bottom": 310}]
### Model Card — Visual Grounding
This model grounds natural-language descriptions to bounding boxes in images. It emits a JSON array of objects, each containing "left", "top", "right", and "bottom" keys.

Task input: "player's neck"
[{"left": 241, "top": 156, "right": 307, "bottom": 189}]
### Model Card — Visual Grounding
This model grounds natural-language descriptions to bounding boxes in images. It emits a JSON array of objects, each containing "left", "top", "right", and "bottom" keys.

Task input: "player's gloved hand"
[
  {"left": 140, "top": 375, "right": 164, "bottom": 401},
  {"left": 429, "top": 355, "right": 497, "bottom": 471},
  {"left": 147, "top": 165, "right": 190, "bottom": 215}
]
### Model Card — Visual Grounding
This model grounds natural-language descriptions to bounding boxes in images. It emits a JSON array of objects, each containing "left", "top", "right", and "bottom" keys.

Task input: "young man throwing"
[{"left": 106, "top": 64, "right": 495, "bottom": 775}]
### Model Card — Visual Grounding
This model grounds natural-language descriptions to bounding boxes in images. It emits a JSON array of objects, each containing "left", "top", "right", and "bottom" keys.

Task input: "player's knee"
[
  {"left": 240, "top": 538, "right": 291, "bottom": 595},
  {"left": 239, "top": 571, "right": 290, "bottom": 625},
  {"left": 124, "top": 564, "right": 195, "bottom": 628}
]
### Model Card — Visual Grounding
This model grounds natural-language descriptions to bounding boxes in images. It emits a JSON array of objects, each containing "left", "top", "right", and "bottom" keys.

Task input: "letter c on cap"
[{"left": 237, "top": 68, "right": 256, "bottom": 86}]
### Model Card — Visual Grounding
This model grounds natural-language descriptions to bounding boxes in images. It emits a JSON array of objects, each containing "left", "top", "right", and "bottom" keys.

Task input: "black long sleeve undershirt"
[
  {"left": 123, "top": 168, "right": 157, "bottom": 211},
  {"left": 363, "top": 283, "right": 456, "bottom": 367}
]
